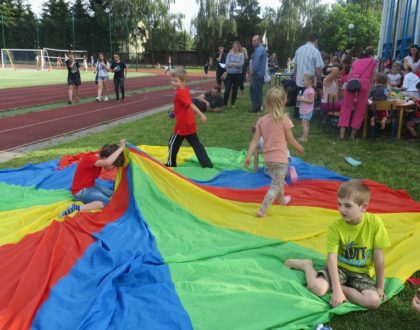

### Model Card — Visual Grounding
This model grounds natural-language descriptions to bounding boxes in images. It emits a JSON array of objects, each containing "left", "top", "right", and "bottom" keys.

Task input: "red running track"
[
  {"left": 0, "top": 74, "right": 209, "bottom": 111},
  {"left": 0, "top": 80, "right": 217, "bottom": 152}
]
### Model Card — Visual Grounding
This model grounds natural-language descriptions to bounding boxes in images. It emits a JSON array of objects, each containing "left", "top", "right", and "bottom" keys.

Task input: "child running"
[
  {"left": 60, "top": 140, "right": 126, "bottom": 217},
  {"left": 244, "top": 87, "right": 304, "bottom": 217},
  {"left": 297, "top": 73, "right": 316, "bottom": 142},
  {"left": 166, "top": 67, "right": 213, "bottom": 168},
  {"left": 65, "top": 53, "right": 81, "bottom": 104},
  {"left": 286, "top": 180, "right": 391, "bottom": 310}
]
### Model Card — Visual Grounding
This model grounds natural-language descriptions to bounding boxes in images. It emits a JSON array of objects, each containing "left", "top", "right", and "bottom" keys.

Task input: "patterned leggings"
[{"left": 259, "top": 162, "right": 288, "bottom": 214}]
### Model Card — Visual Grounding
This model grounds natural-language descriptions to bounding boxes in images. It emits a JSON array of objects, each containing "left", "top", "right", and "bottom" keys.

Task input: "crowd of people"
[
  {"left": 64, "top": 52, "right": 128, "bottom": 104},
  {"left": 59, "top": 33, "right": 419, "bottom": 316},
  {"left": 293, "top": 34, "right": 420, "bottom": 141}
]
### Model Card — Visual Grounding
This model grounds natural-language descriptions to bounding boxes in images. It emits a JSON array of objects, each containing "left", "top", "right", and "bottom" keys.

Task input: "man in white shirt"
[{"left": 292, "top": 32, "right": 324, "bottom": 117}]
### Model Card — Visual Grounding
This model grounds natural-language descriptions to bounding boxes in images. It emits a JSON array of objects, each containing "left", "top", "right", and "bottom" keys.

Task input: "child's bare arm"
[
  {"left": 95, "top": 140, "right": 126, "bottom": 167},
  {"left": 190, "top": 103, "right": 207, "bottom": 123},
  {"left": 327, "top": 253, "right": 347, "bottom": 307},
  {"left": 373, "top": 248, "right": 386, "bottom": 300},
  {"left": 285, "top": 128, "right": 304, "bottom": 154}
]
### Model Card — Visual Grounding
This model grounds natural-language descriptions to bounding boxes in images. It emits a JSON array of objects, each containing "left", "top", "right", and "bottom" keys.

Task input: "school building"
[{"left": 378, "top": 0, "right": 420, "bottom": 59}]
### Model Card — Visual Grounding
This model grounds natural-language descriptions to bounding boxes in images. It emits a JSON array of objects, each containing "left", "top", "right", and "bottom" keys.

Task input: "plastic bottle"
[
  {"left": 296, "top": 90, "right": 303, "bottom": 107},
  {"left": 315, "top": 324, "right": 332, "bottom": 330}
]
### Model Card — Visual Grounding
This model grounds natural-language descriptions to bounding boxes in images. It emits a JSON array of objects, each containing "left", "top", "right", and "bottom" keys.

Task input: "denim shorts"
[
  {"left": 73, "top": 185, "right": 114, "bottom": 205},
  {"left": 300, "top": 111, "right": 314, "bottom": 121},
  {"left": 97, "top": 76, "right": 109, "bottom": 81}
]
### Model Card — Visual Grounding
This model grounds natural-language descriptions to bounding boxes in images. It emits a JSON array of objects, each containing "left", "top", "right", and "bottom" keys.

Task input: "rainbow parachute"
[{"left": 0, "top": 145, "right": 419, "bottom": 329}]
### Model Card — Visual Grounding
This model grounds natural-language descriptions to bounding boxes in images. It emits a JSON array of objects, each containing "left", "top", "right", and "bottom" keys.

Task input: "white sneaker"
[
  {"left": 282, "top": 195, "right": 292, "bottom": 205},
  {"left": 96, "top": 97, "right": 101, "bottom": 102},
  {"left": 104, "top": 97, "right": 108, "bottom": 101}
]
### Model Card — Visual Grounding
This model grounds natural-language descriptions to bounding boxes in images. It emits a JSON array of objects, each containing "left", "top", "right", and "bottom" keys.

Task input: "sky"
[{"left": 28, "top": 0, "right": 337, "bottom": 31}]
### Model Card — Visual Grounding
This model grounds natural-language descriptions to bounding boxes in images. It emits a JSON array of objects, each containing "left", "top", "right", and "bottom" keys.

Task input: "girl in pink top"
[
  {"left": 245, "top": 88, "right": 304, "bottom": 218},
  {"left": 297, "top": 73, "right": 316, "bottom": 142}
]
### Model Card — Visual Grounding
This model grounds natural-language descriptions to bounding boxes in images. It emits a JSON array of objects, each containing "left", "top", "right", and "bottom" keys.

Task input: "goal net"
[
  {"left": 0, "top": 49, "right": 49, "bottom": 70},
  {"left": 43, "top": 48, "right": 88, "bottom": 69}
]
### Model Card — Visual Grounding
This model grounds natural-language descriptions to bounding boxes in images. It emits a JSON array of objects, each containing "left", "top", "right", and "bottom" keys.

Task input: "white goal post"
[
  {"left": 43, "top": 48, "right": 88, "bottom": 69},
  {"left": 1, "top": 48, "right": 49, "bottom": 70}
]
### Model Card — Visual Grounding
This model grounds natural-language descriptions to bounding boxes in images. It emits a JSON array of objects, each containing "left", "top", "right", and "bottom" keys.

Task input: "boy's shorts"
[
  {"left": 317, "top": 266, "right": 376, "bottom": 292},
  {"left": 300, "top": 111, "right": 313, "bottom": 121}
]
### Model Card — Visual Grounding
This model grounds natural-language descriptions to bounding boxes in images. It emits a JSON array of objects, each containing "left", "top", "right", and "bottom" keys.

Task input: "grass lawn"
[
  {"left": 0, "top": 86, "right": 419, "bottom": 328},
  {"left": 0, "top": 69, "right": 150, "bottom": 89}
]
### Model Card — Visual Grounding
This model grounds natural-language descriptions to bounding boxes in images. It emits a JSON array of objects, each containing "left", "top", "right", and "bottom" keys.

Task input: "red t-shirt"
[
  {"left": 173, "top": 88, "right": 196, "bottom": 135},
  {"left": 71, "top": 153, "right": 102, "bottom": 194}
]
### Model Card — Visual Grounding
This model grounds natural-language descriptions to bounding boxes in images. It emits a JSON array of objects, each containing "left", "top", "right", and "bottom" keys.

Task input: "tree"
[
  {"left": 192, "top": 0, "right": 237, "bottom": 56},
  {"left": 40, "top": 0, "right": 71, "bottom": 49},
  {"left": 0, "top": 0, "right": 37, "bottom": 49},
  {"left": 234, "top": 0, "right": 261, "bottom": 49},
  {"left": 320, "top": 3, "right": 382, "bottom": 56}
]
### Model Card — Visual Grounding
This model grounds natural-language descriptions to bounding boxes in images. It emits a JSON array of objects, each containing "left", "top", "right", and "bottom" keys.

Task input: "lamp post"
[
  {"left": 348, "top": 23, "right": 355, "bottom": 43},
  {"left": 72, "top": 13, "right": 75, "bottom": 51},
  {"left": 1, "top": 12, "right": 5, "bottom": 49},
  {"left": 125, "top": 10, "right": 130, "bottom": 59},
  {"left": 105, "top": 8, "right": 112, "bottom": 56},
  {"left": 36, "top": 15, "right": 39, "bottom": 49}
]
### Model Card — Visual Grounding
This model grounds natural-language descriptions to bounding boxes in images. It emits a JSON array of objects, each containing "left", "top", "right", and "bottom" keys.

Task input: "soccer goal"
[
  {"left": 0, "top": 48, "right": 50, "bottom": 70},
  {"left": 43, "top": 48, "right": 87, "bottom": 69}
]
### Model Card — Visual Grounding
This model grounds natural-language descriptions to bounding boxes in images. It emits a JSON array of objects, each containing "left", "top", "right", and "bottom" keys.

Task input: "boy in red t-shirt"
[
  {"left": 60, "top": 140, "right": 126, "bottom": 217},
  {"left": 166, "top": 67, "right": 213, "bottom": 168}
]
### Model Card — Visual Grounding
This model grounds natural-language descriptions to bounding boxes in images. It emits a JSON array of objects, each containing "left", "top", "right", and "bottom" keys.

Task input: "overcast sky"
[{"left": 28, "top": 0, "right": 337, "bottom": 31}]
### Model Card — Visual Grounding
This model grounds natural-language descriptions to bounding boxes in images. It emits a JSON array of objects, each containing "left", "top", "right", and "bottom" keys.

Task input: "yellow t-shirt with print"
[{"left": 327, "top": 212, "right": 391, "bottom": 278}]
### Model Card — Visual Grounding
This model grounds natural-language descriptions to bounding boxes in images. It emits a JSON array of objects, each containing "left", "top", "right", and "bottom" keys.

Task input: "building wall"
[{"left": 379, "top": 0, "right": 420, "bottom": 59}]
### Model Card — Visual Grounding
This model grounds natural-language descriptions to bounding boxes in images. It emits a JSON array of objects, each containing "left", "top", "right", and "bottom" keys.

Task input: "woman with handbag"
[{"left": 338, "top": 46, "right": 378, "bottom": 140}]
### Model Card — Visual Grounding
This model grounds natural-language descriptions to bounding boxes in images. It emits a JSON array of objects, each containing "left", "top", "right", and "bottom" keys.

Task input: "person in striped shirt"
[{"left": 292, "top": 32, "right": 324, "bottom": 118}]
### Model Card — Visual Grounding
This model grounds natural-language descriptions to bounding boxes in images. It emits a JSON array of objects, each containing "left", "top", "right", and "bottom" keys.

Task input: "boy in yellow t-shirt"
[{"left": 285, "top": 179, "right": 391, "bottom": 310}]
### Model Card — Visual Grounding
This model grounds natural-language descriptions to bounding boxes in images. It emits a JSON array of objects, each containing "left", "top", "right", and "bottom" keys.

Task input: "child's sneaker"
[
  {"left": 60, "top": 204, "right": 80, "bottom": 217},
  {"left": 256, "top": 210, "right": 266, "bottom": 218},
  {"left": 282, "top": 195, "right": 292, "bottom": 205},
  {"left": 96, "top": 97, "right": 101, "bottom": 102},
  {"left": 288, "top": 165, "right": 298, "bottom": 184}
]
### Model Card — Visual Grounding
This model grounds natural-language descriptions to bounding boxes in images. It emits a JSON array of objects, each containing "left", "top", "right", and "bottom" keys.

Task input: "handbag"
[
  {"left": 264, "top": 59, "right": 271, "bottom": 83},
  {"left": 221, "top": 71, "right": 228, "bottom": 81},
  {"left": 346, "top": 60, "right": 375, "bottom": 92},
  {"left": 95, "top": 62, "right": 99, "bottom": 84},
  {"left": 346, "top": 79, "right": 361, "bottom": 92}
]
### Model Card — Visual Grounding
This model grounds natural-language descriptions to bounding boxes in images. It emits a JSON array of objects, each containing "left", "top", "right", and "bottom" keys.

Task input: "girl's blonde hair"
[
  {"left": 265, "top": 87, "right": 287, "bottom": 121},
  {"left": 303, "top": 72, "right": 315, "bottom": 88}
]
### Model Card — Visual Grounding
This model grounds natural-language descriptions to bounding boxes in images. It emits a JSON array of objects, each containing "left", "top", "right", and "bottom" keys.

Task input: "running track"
[
  {"left": 0, "top": 74, "right": 209, "bottom": 111},
  {"left": 0, "top": 80, "right": 217, "bottom": 151}
]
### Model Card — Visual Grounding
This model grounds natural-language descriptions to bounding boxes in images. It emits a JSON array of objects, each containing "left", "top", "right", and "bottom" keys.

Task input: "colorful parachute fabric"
[{"left": 0, "top": 144, "right": 419, "bottom": 329}]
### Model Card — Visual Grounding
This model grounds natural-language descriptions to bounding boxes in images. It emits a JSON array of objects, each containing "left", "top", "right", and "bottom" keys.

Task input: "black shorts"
[{"left": 68, "top": 75, "right": 81, "bottom": 86}]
